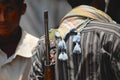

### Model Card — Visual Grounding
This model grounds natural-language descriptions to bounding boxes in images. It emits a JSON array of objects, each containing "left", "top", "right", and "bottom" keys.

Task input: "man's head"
[
  {"left": 67, "top": 0, "right": 120, "bottom": 23},
  {"left": 0, "top": 0, "right": 26, "bottom": 37},
  {"left": 67, "top": 0, "right": 93, "bottom": 8},
  {"left": 106, "top": 0, "right": 120, "bottom": 23},
  {"left": 67, "top": 0, "right": 106, "bottom": 11}
]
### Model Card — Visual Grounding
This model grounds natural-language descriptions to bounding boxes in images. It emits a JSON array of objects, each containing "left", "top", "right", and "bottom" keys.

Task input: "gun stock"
[{"left": 44, "top": 11, "right": 54, "bottom": 80}]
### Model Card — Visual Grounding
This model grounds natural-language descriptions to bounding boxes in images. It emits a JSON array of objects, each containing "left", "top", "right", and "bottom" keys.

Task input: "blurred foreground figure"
[{"left": 29, "top": 0, "right": 120, "bottom": 80}]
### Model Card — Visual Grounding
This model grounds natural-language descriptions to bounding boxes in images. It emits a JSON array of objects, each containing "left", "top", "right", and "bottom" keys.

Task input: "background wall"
[{"left": 20, "top": 0, "right": 72, "bottom": 37}]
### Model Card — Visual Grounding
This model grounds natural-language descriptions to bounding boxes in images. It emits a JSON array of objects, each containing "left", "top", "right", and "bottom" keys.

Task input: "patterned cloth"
[
  {"left": 29, "top": 5, "right": 120, "bottom": 80},
  {"left": 58, "top": 5, "right": 113, "bottom": 39}
]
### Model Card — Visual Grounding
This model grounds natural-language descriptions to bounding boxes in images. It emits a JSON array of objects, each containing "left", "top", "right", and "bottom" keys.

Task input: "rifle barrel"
[
  {"left": 44, "top": 11, "right": 50, "bottom": 65},
  {"left": 44, "top": 10, "right": 55, "bottom": 80}
]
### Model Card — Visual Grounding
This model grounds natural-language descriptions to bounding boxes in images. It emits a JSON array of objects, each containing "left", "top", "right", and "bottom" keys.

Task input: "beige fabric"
[
  {"left": 0, "top": 30, "right": 39, "bottom": 80},
  {"left": 58, "top": 5, "right": 113, "bottom": 38}
]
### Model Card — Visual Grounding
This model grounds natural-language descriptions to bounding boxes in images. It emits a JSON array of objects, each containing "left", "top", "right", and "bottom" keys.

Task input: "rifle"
[{"left": 44, "top": 10, "right": 55, "bottom": 80}]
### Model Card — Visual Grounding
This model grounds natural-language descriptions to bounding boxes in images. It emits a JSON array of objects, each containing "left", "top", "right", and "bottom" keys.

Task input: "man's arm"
[{"left": 29, "top": 40, "right": 45, "bottom": 80}]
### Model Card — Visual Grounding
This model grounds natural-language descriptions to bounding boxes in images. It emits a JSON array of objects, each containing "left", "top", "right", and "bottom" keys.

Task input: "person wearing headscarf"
[{"left": 29, "top": 0, "right": 120, "bottom": 80}]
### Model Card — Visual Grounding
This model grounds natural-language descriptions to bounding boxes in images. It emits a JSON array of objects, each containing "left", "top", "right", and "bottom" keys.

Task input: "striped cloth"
[
  {"left": 58, "top": 5, "right": 113, "bottom": 39},
  {"left": 28, "top": 5, "right": 120, "bottom": 80},
  {"left": 71, "top": 21, "right": 120, "bottom": 80}
]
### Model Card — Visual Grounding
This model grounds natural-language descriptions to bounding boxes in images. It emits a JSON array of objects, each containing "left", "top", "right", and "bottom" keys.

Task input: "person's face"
[{"left": 0, "top": 1, "right": 26, "bottom": 37}]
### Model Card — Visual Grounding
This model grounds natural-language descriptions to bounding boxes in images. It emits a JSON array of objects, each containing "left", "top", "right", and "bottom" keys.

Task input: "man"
[
  {"left": 0, "top": 0, "right": 39, "bottom": 80},
  {"left": 29, "top": 0, "right": 120, "bottom": 80}
]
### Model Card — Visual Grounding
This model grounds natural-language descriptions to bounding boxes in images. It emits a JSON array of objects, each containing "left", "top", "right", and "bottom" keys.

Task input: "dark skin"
[
  {"left": 106, "top": 0, "right": 120, "bottom": 24},
  {"left": 67, "top": 0, "right": 106, "bottom": 11},
  {"left": 67, "top": 0, "right": 120, "bottom": 24},
  {"left": 0, "top": 27, "right": 22, "bottom": 57},
  {"left": 89, "top": 0, "right": 105, "bottom": 11},
  {"left": 0, "top": 0, "right": 26, "bottom": 58}
]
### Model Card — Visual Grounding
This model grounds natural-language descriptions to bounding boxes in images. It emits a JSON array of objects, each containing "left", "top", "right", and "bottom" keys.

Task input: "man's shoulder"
[
  {"left": 15, "top": 31, "right": 39, "bottom": 58},
  {"left": 87, "top": 20, "right": 120, "bottom": 37},
  {"left": 39, "top": 28, "right": 58, "bottom": 41},
  {"left": 32, "top": 28, "right": 58, "bottom": 54},
  {"left": 24, "top": 31, "right": 39, "bottom": 41},
  {"left": 87, "top": 20, "right": 120, "bottom": 36}
]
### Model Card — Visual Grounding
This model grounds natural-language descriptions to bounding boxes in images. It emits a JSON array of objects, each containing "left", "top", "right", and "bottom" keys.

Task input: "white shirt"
[{"left": 0, "top": 30, "right": 39, "bottom": 80}]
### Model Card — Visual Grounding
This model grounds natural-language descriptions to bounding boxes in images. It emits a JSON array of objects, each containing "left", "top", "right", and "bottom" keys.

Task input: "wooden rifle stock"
[{"left": 44, "top": 11, "right": 54, "bottom": 80}]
